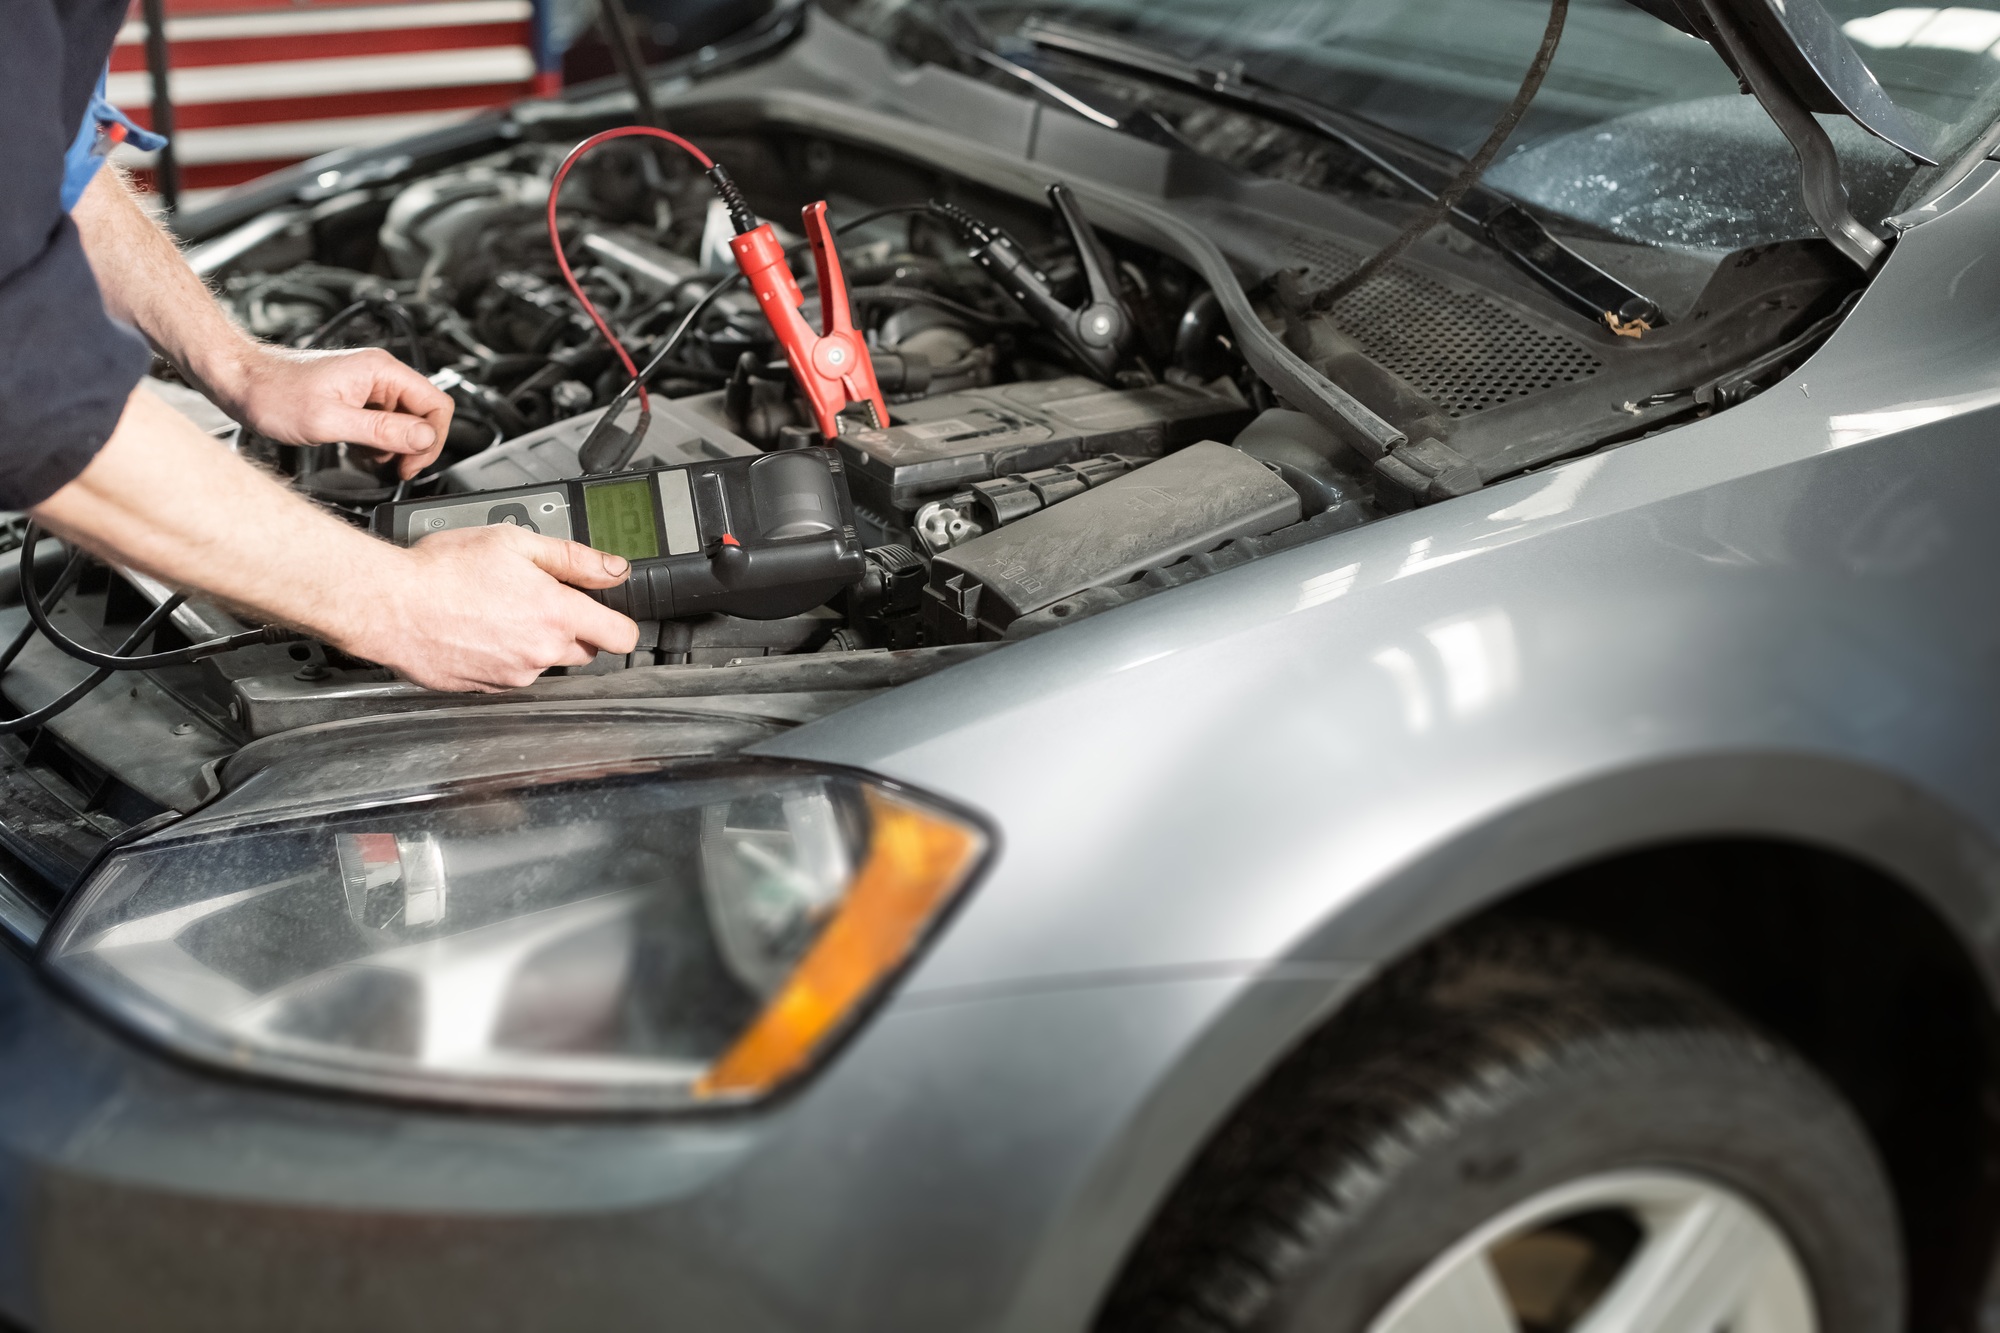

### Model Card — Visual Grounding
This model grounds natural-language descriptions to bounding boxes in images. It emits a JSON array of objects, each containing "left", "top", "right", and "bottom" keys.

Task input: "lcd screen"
[{"left": 582, "top": 478, "right": 661, "bottom": 562}]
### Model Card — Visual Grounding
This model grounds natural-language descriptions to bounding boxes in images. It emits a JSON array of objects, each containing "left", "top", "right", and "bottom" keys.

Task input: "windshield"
[{"left": 829, "top": 0, "right": 2000, "bottom": 254}]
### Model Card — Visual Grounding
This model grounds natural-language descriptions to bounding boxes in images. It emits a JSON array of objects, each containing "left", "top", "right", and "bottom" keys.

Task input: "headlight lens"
[{"left": 45, "top": 764, "right": 987, "bottom": 1110}]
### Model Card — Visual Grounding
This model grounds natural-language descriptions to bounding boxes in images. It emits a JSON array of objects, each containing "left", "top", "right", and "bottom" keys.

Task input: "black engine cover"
[{"left": 834, "top": 377, "right": 1253, "bottom": 516}]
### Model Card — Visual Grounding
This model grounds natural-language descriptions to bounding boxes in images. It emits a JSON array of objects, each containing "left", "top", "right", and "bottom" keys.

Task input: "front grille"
[
  {"left": 0, "top": 734, "right": 121, "bottom": 896},
  {"left": 1279, "top": 233, "right": 1604, "bottom": 418}
]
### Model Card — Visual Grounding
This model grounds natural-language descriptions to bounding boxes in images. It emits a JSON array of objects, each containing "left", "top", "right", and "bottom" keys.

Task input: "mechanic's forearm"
[
  {"left": 29, "top": 387, "right": 400, "bottom": 646},
  {"left": 69, "top": 169, "right": 262, "bottom": 404}
]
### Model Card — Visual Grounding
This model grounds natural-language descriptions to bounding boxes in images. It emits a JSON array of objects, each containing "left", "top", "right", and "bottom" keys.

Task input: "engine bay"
[
  {"left": 172, "top": 126, "right": 1383, "bottom": 681},
  {"left": 0, "top": 83, "right": 1881, "bottom": 832}
]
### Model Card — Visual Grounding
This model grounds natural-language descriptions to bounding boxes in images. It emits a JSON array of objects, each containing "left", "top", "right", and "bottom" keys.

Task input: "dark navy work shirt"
[{"left": 0, "top": 0, "right": 154, "bottom": 508}]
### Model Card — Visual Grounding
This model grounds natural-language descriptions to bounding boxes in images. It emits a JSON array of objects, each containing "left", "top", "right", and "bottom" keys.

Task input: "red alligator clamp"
[{"left": 728, "top": 200, "right": 890, "bottom": 440}]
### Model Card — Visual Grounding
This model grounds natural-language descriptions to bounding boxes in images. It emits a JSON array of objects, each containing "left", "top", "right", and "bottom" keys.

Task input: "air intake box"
[
  {"left": 924, "top": 442, "right": 1300, "bottom": 641},
  {"left": 834, "top": 377, "right": 1252, "bottom": 517}
]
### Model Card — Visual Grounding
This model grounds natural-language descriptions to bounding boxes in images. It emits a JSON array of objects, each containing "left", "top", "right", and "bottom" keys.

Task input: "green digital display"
[{"left": 582, "top": 478, "right": 661, "bottom": 562}]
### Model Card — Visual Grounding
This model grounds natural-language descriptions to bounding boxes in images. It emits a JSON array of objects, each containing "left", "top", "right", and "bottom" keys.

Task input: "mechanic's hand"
[
  {"left": 212, "top": 344, "right": 454, "bottom": 479},
  {"left": 348, "top": 524, "right": 641, "bottom": 692}
]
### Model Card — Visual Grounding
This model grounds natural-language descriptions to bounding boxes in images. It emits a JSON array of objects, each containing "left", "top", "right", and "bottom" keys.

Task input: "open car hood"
[{"left": 1627, "top": 0, "right": 1937, "bottom": 163}]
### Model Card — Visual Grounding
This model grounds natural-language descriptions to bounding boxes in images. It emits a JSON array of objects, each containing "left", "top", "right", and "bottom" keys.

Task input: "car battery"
[
  {"left": 832, "top": 376, "right": 1253, "bottom": 520},
  {"left": 441, "top": 392, "right": 757, "bottom": 493}
]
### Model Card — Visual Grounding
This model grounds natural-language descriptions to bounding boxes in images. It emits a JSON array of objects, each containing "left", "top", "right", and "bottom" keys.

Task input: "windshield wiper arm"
[
  {"left": 966, "top": 45, "right": 1121, "bottom": 129},
  {"left": 1016, "top": 16, "right": 1666, "bottom": 331},
  {"left": 1022, "top": 17, "right": 1448, "bottom": 180},
  {"left": 906, "top": 4, "right": 1123, "bottom": 130}
]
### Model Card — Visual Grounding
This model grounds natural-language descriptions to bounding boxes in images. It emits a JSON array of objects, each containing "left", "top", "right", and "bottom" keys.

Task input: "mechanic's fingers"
[
  {"left": 453, "top": 638, "right": 598, "bottom": 692},
  {"left": 317, "top": 403, "right": 438, "bottom": 455},
  {"left": 562, "top": 593, "right": 642, "bottom": 655},
  {"left": 364, "top": 357, "right": 455, "bottom": 422},
  {"left": 394, "top": 666, "right": 504, "bottom": 694},
  {"left": 397, "top": 431, "right": 445, "bottom": 479},
  {"left": 361, "top": 362, "right": 455, "bottom": 473},
  {"left": 518, "top": 532, "right": 632, "bottom": 589},
  {"left": 384, "top": 389, "right": 453, "bottom": 478}
]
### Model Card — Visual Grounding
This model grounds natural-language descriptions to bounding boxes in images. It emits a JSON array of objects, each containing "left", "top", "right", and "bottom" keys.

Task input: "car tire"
[{"left": 1095, "top": 922, "right": 1904, "bottom": 1333}]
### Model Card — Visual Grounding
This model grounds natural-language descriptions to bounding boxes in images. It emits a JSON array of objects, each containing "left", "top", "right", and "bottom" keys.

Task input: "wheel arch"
[
  {"left": 1502, "top": 837, "right": 2000, "bottom": 1329},
  {"left": 1065, "top": 750, "right": 2000, "bottom": 1331}
]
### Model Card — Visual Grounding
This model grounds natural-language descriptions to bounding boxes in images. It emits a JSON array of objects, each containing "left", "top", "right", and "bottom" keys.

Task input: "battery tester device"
[
  {"left": 377, "top": 130, "right": 902, "bottom": 625},
  {"left": 375, "top": 449, "right": 868, "bottom": 622}
]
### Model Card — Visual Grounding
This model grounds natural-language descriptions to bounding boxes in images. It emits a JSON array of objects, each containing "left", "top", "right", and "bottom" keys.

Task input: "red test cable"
[
  {"left": 544, "top": 125, "right": 717, "bottom": 413},
  {"left": 550, "top": 125, "right": 889, "bottom": 451}
]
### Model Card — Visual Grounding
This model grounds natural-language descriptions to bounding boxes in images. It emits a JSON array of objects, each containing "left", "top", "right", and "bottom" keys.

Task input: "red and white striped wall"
[{"left": 110, "top": 0, "right": 545, "bottom": 208}]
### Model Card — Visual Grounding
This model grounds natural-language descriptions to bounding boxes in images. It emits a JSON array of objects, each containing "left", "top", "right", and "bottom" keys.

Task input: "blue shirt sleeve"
[
  {"left": 1, "top": 6, "right": 156, "bottom": 510},
  {"left": 62, "top": 68, "right": 170, "bottom": 213}
]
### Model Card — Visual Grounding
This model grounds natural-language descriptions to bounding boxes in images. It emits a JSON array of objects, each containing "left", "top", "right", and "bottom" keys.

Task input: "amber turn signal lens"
[{"left": 697, "top": 787, "right": 986, "bottom": 1098}]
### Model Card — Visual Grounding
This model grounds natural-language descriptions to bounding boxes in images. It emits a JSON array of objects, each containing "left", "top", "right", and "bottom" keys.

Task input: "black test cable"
[
  {"left": 18, "top": 523, "right": 300, "bottom": 673},
  {"left": 0, "top": 539, "right": 203, "bottom": 736},
  {"left": 0, "top": 548, "right": 85, "bottom": 677},
  {"left": 0, "top": 592, "right": 191, "bottom": 736},
  {"left": 846, "top": 286, "right": 1029, "bottom": 330}
]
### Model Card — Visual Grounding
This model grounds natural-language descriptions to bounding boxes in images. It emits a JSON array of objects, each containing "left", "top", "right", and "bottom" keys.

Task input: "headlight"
[{"left": 44, "top": 763, "right": 988, "bottom": 1110}]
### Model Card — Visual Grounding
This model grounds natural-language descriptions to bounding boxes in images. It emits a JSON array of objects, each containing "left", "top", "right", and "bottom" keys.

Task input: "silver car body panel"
[
  {"left": 750, "top": 91, "right": 2000, "bottom": 1328},
  {"left": 8, "top": 15, "right": 2000, "bottom": 1330}
]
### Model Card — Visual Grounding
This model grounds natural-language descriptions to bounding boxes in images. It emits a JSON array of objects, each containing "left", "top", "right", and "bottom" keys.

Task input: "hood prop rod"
[{"left": 1698, "top": 0, "right": 1886, "bottom": 271}]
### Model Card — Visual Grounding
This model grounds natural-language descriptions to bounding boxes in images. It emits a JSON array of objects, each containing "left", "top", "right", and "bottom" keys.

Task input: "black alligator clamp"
[
  {"left": 1041, "top": 183, "right": 1134, "bottom": 379},
  {"left": 932, "top": 183, "right": 1136, "bottom": 383}
]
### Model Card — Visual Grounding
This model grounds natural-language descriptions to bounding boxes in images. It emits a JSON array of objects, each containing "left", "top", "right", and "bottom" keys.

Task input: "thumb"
[
  {"left": 519, "top": 533, "right": 632, "bottom": 589},
  {"left": 317, "top": 404, "right": 438, "bottom": 454}
]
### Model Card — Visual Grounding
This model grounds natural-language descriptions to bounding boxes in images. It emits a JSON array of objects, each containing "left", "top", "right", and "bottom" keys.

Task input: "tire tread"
[{"left": 1094, "top": 921, "right": 1891, "bottom": 1332}]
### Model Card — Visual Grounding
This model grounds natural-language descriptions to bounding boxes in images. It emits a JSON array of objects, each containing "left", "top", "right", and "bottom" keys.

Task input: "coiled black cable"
[
  {"left": 19, "top": 523, "right": 301, "bottom": 671},
  {"left": 0, "top": 548, "right": 84, "bottom": 677},
  {"left": 0, "top": 592, "right": 188, "bottom": 736}
]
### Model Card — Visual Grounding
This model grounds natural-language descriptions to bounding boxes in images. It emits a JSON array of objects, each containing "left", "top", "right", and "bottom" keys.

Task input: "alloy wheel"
[{"left": 1366, "top": 1169, "right": 1815, "bottom": 1333}]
